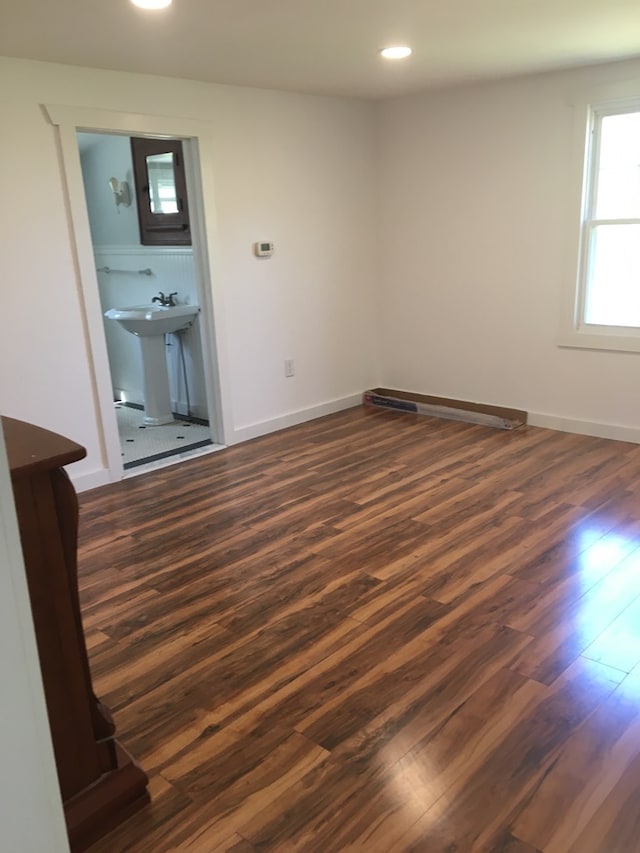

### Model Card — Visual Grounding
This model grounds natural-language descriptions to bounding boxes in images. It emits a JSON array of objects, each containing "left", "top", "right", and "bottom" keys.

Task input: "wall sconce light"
[{"left": 109, "top": 177, "right": 131, "bottom": 208}]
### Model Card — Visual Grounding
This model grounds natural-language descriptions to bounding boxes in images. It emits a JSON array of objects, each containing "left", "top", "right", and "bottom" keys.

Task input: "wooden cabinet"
[{"left": 4, "top": 417, "right": 149, "bottom": 851}]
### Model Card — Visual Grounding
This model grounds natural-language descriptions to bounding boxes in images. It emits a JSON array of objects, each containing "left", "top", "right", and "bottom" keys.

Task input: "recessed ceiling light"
[
  {"left": 379, "top": 46, "right": 412, "bottom": 60},
  {"left": 130, "top": 0, "right": 172, "bottom": 9}
]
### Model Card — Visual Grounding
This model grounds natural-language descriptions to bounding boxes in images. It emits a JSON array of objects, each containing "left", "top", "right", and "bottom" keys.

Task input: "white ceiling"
[{"left": 3, "top": 0, "right": 640, "bottom": 99}]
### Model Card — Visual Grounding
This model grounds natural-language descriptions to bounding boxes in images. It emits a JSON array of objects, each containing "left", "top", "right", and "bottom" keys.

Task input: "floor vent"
[{"left": 363, "top": 388, "right": 527, "bottom": 431}]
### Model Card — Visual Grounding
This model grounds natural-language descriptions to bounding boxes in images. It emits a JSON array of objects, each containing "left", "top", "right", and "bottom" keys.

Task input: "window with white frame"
[
  {"left": 580, "top": 104, "right": 640, "bottom": 329},
  {"left": 557, "top": 91, "right": 640, "bottom": 355}
]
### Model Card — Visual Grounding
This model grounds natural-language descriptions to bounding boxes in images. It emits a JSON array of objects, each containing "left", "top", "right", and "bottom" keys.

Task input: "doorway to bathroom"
[
  {"left": 46, "top": 103, "right": 230, "bottom": 486},
  {"left": 76, "top": 129, "right": 224, "bottom": 474}
]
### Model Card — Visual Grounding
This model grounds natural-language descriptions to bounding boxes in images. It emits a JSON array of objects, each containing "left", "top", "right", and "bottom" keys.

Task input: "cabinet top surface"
[{"left": 2, "top": 416, "right": 86, "bottom": 478}]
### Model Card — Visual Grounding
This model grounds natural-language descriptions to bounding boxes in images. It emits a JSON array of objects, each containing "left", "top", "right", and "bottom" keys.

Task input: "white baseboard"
[
  {"left": 113, "top": 389, "right": 143, "bottom": 408},
  {"left": 115, "top": 395, "right": 209, "bottom": 423},
  {"left": 171, "top": 400, "right": 209, "bottom": 421},
  {"left": 231, "top": 393, "right": 363, "bottom": 444},
  {"left": 68, "top": 467, "right": 112, "bottom": 493},
  {"left": 527, "top": 412, "right": 640, "bottom": 444}
]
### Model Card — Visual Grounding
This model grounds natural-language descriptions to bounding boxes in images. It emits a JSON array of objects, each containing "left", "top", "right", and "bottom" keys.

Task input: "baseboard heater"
[{"left": 363, "top": 388, "right": 527, "bottom": 431}]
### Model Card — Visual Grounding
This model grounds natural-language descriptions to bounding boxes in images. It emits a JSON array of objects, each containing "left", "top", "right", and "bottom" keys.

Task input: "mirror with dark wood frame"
[{"left": 131, "top": 137, "right": 191, "bottom": 246}]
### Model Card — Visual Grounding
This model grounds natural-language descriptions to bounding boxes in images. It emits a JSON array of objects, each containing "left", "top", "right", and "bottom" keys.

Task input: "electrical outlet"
[{"left": 284, "top": 359, "right": 295, "bottom": 377}]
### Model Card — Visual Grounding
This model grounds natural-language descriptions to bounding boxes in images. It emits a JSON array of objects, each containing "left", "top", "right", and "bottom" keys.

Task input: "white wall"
[
  {"left": 79, "top": 132, "right": 140, "bottom": 247},
  {"left": 212, "top": 89, "right": 379, "bottom": 436},
  {"left": 0, "top": 426, "right": 69, "bottom": 852},
  {"left": 377, "top": 58, "right": 640, "bottom": 440},
  {"left": 0, "top": 58, "right": 378, "bottom": 488}
]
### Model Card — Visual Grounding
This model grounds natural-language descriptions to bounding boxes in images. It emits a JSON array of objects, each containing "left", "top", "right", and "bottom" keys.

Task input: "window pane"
[
  {"left": 595, "top": 112, "right": 640, "bottom": 219},
  {"left": 584, "top": 223, "right": 640, "bottom": 326}
]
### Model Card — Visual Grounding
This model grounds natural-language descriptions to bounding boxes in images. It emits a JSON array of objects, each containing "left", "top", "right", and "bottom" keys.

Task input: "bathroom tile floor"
[{"left": 115, "top": 403, "right": 221, "bottom": 471}]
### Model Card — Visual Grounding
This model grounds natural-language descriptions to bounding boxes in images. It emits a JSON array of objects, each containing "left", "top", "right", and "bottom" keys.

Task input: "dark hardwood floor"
[{"left": 79, "top": 405, "right": 640, "bottom": 852}]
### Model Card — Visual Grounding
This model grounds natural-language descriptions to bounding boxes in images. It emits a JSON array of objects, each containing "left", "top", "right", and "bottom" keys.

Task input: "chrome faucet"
[{"left": 151, "top": 291, "right": 177, "bottom": 307}]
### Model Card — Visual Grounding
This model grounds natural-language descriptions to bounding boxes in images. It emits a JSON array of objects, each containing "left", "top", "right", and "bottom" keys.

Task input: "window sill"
[{"left": 558, "top": 327, "right": 640, "bottom": 354}]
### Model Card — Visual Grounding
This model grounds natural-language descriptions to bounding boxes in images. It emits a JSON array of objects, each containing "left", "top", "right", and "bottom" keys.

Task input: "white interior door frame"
[{"left": 44, "top": 104, "right": 233, "bottom": 483}]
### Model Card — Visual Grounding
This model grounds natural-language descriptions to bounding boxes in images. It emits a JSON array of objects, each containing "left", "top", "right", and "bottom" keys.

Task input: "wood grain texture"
[{"left": 80, "top": 406, "right": 640, "bottom": 852}]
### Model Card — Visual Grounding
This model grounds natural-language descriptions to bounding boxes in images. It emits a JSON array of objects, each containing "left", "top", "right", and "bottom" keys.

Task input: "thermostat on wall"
[{"left": 254, "top": 241, "right": 274, "bottom": 257}]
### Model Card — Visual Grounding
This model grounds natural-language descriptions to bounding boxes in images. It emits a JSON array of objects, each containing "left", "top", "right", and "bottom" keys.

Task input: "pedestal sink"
[{"left": 104, "top": 304, "right": 200, "bottom": 426}]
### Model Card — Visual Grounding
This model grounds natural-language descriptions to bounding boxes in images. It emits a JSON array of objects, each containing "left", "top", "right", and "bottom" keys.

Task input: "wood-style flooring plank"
[
  {"left": 78, "top": 406, "right": 640, "bottom": 852},
  {"left": 511, "top": 670, "right": 640, "bottom": 851},
  {"left": 384, "top": 658, "right": 624, "bottom": 853}
]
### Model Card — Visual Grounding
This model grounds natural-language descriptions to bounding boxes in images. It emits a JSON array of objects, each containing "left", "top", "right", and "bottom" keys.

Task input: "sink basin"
[
  {"left": 104, "top": 303, "right": 201, "bottom": 426},
  {"left": 104, "top": 303, "right": 200, "bottom": 337}
]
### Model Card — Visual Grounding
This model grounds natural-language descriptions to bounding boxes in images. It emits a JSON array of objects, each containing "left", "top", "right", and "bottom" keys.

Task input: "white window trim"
[{"left": 559, "top": 80, "right": 640, "bottom": 353}]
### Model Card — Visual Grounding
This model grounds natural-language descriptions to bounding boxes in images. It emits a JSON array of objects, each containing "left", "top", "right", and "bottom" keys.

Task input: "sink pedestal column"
[
  {"left": 138, "top": 335, "right": 174, "bottom": 426},
  {"left": 104, "top": 305, "right": 199, "bottom": 425}
]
